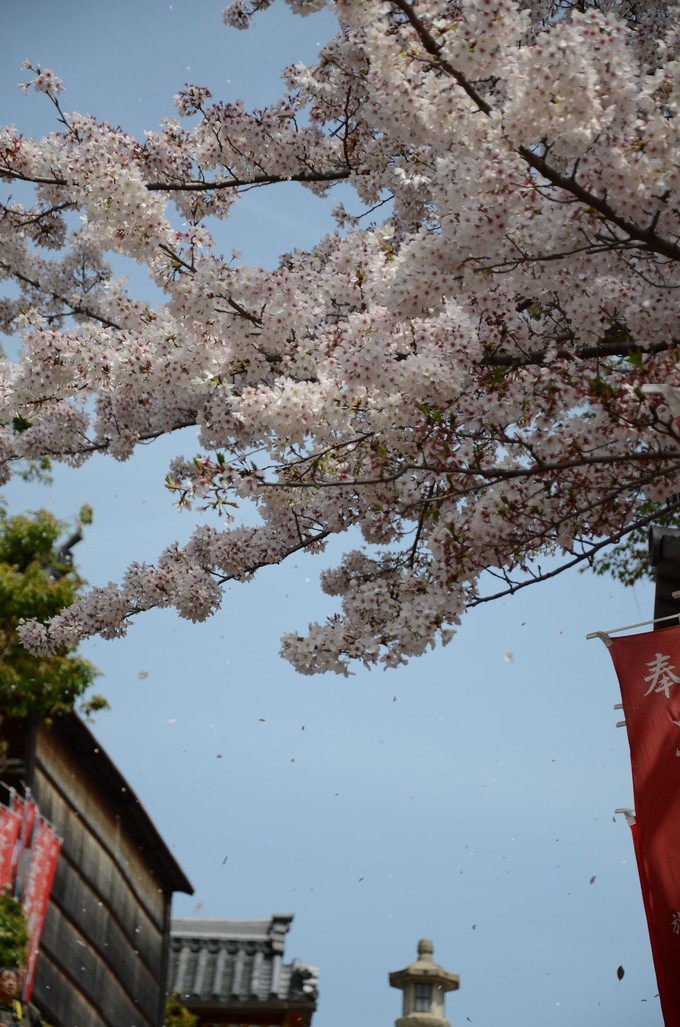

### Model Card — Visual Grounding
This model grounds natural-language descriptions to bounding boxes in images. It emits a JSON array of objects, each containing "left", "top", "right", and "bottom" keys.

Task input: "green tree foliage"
[
  {"left": 0, "top": 507, "right": 106, "bottom": 720},
  {"left": 164, "top": 993, "right": 199, "bottom": 1027},
  {"left": 0, "top": 892, "right": 29, "bottom": 969}
]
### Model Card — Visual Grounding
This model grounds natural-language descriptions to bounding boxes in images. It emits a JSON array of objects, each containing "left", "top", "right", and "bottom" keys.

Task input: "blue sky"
[{"left": 0, "top": 2, "right": 664, "bottom": 1025}]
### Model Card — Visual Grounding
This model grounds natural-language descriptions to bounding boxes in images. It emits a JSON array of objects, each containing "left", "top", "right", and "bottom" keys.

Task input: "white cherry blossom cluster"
[
  {"left": 223, "top": 0, "right": 325, "bottom": 30},
  {"left": 3, "top": 0, "right": 680, "bottom": 671},
  {"left": 18, "top": 60, "right": 64, "bottom": 96}
]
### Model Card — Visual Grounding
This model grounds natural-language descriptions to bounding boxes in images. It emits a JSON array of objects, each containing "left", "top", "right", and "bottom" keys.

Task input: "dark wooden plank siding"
[
  {"left": 1, "top": 717, "right": 192, "bottom": 1027},
  {"left": 29, "top": 727, "right": 170, "bottom": 1027},
  {"left": 32, "top": 954, "right": 153, "bottom": 1027}
]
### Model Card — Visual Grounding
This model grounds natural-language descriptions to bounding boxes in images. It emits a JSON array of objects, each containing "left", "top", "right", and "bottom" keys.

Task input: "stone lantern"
[{"left": 389, "top": 940, "right": 460, "bottom": 1027}]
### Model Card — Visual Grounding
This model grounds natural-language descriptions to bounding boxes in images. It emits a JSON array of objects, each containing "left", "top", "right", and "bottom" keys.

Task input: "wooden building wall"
[{"left": 1, "top": 717, "right": 192, "bottom": 1027}]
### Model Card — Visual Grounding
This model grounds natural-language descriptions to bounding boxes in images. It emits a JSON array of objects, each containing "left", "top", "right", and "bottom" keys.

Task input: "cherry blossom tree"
[{"left": 1, "top": 0, "right": 679, "bottom": 674}]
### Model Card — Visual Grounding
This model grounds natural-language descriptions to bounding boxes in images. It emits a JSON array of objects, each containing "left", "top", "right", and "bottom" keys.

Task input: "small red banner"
[
  {"left": 21, "top": 819, "right": 61, "bottom": 1001},
  {"left": 0, "top": 805, "right": 22, "bottom": 890},
  {"left": 10, "top": 793, "right": 38, "bottom": 893},
  {"left": 608, "top": 626, "right": 680, "bottom": 1027}
]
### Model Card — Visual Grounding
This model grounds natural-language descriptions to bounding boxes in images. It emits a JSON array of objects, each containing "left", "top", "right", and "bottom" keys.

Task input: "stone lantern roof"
[{"left": 389, "top": 940, "right": 460, "bottom": 1027}]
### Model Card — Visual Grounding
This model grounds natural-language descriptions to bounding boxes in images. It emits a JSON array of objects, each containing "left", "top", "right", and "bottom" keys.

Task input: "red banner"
[
  {"left": 10, "top": 793, "right": 37, "bottom": 894},
  {"left": 0, "top": 805, "right": 22, "bottom": 889},
  {"left": 21, "top": 819, "right": 61, "bottom": 1001},
  {"left": 608, "top": 626, "right": 680, "bottom": 1027}
]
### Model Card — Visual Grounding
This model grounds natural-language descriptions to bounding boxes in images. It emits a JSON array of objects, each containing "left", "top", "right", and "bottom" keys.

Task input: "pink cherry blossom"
[{"left": 2, "top": 1, "right": 680, "bottom": 672}]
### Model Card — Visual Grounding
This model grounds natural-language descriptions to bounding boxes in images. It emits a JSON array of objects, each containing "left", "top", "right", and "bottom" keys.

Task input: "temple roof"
[{"left": 168, "top": 915, "right": 318, "bottom": 1008}]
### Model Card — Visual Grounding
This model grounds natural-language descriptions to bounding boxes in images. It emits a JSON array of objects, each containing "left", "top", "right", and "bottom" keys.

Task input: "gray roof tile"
[{"left": 168, "top": 915, "right": 318, "bottom": 1006}]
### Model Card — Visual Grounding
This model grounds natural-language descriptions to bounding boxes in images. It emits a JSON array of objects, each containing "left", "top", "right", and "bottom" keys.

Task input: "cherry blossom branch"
[
  {"left": 0, "top": 199, "right": 73, "bottom": 226},
  {"left": 470, "top": 498, "right": 680, "bottom": 606},
  {"left": 479, "top": 338, "right": 672, "bottom": 367},
  {"left": 0, "top": 262, "right": 122, "bottom": 330},
  {"left": 390, "top": 0, "right": 680, "bottom": 263},
  {"left": 0, "top": 166, "right": 68, "bottom": 187},
  {"left": 389, "top": 0, "right": 493, "bottom": 115},
  {"left": 0, "top": 165, "right": 354, "bottom": 192},
  {"left": 145, "top": 167, "right": 354, "bottom": 192},
  {"left": 517, "top": 148, "right": 680, "bottom": 263},
  {"left": 244, "top": 447, "right": 680, "bottom": 491}
]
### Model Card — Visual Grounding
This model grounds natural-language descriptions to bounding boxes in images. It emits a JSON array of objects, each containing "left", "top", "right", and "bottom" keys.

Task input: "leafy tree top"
[
  {"left": 0, "top": 508, "right": 104, "bottom": 718},
  {"left": 0, "top": 0, "right": 679, "bottom": 673}
]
